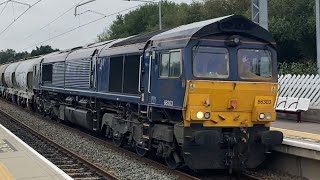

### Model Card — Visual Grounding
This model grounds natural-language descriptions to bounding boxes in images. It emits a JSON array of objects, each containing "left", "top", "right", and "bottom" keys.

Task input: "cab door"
[
  {"left": 141, "top": 50, "right": 152, "bottom": 104},
  {"left": 148, "top": 49, "right": 185, "bottom": 109}
]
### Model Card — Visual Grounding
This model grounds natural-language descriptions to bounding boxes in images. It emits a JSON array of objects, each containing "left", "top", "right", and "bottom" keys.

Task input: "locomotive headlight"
[
  {"left": 226, "top": 35, "right": 241, "bottom": 46},
  {"left": 266, "top": 113, "right": 272, "bottom": 120},
  {"left": 204, "top": 112, "right": 210, "bottom": 119},
  {"left": 259, "top": 113, "right": 265, "bottom": 120},
  {"left": 196, "top": 111, "right": 204, "bottom": 119}
]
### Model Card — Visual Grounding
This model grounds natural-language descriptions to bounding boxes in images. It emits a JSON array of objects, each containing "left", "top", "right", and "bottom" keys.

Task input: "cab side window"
[{"left": 160, "top": 51, "right": 181, "bottom": 78}]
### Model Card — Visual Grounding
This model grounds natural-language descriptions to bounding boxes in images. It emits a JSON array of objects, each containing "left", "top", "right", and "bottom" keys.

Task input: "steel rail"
[
  {"left": 241, "top": 172, "right": 263, "bottom": 180},
  {"left": 0, "top": 109, "right": 119, "bottom": 180},
  {"left": 47, "top": 117, "right": 199, "bottom": 180},
  {"left": 0, "top": 100, "right": 263, "bottom": 180},
  {"left": 0, "top": 104, "right": 199, "bottom": 180}
]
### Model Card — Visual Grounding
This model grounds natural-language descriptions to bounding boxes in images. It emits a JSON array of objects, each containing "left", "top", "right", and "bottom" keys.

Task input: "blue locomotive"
[{"left": 0, "top": 15, "right": 283, "bottom": 171}]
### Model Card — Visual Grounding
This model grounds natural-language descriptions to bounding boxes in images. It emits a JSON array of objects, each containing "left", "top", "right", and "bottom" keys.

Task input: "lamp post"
[{"left": 126, "top": 0, "right": 162, "bottom": 30}]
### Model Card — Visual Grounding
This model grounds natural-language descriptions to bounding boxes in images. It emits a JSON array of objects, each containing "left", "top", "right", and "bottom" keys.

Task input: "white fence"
[{"left": 278, "top": 74, "right": 320, "bottom": 109}]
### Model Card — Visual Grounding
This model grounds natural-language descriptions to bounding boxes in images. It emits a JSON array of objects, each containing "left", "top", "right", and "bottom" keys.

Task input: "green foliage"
[
  {"left": 278, "top": 60, "right": 318, "bottom": 75},
  {"left": 30, "top": 45, "right": 59, "bottom": 57},
  {"left": 97, "top": 0, "right": 317, "bottom": 67},
  {"left": 97, "top": 0, "right": 250, "bottom": 41},
  {"left": 0, "top": 45, "right": 59, "bottom": 64},
  {"left": 0, "top": 49, "right": 30, "bottom": 64},
  {"left": 269, "top": 0, "right": 316, "bottom": 62}
]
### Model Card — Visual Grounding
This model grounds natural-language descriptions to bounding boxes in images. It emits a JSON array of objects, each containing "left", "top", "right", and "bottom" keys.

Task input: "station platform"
[
  {"left": 269, "top": 119, "right": 320, "bottom": 180},
  {"left": 272, "top": 119, "right": 320, "bottom": 145},
  {"left": 0, "top": 124, "right": 71, "bottom": 180},
  {"left": 271, "top": 119, "right": 320, "bottom": 154}
]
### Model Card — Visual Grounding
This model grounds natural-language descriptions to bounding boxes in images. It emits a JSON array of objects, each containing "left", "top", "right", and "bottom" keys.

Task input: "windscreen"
[
  {"left": 193, "top": 47, "right": 229, "bottom": 78},
  {"left": 238, "top": 49, "right": 272, "bottom": 80}
]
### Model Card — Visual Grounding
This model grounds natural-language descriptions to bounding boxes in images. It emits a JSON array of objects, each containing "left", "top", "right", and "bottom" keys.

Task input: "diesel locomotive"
[{"left": 0, "top": 15, "right": 283, "bottom": 171}]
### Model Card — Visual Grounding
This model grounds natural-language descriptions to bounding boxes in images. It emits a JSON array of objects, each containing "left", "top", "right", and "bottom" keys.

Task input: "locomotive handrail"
[
  {"left": 148, "top": 55, "right": 152, "bottom": 93},
  {"left": 138, "top": 55, "right": 142, "bottom": 93}
]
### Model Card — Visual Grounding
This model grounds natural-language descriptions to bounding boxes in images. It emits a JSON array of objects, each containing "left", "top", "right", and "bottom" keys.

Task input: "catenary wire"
[
  {"left": 11, "top": 1, "right": 15, "bottom": 20},
  {"left": 0, "top": 0, "right": 43, "bottom": 37},
  {"left": 0, "top": 1, "right": 8, "bottom": 16},
  {"left": 22, "top": 1, "right": 154, "bottom": 51},
  {"left": 24, "top": 0, "right": 86, "bottom": 40}
]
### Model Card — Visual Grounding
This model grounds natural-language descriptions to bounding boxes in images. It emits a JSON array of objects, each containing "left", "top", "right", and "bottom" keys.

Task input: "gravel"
[
  {"left": 0, "top": 99, "right": 308, "bottom": 180},
  {"left": 0, "top": 100, "right": 178, "bottom": 180},
  {"left": 245, "top": 169, "right": 308, "bottom": 180}
]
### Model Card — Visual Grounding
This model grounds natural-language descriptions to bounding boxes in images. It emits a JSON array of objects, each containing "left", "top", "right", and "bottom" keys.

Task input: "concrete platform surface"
[
  {"left": 0, "top": 124, "right": 71, "bottom": 180},
  {"left": 273, "top": 119, "right": 320, "bottom": 135},
  {"left": 270, "top": 119, "right": 320, "bottom": 180},
  {"left": 272, "top": 119, "right": 320, "bottom": 145}
]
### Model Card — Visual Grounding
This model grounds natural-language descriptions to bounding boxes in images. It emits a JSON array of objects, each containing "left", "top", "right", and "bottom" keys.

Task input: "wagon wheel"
[
  {"left": 27, "top": 100, "right": 35, "bottom": 112},
  {"left": 20, "top": 98, "right": 26, "bottom": 108},
  {"left": 112, "top": 132, "right": 124, "bottom": 147},
  {"left": 165, "top": 152, "right": 181, "bottom": 169},
  {"left": 12, "top": 95, "right": 17, "bottom": 104},
  {"left": 135, "top": 142, "right": 148, "bottom": 157},
  {"left": 17, "top": 97, "right": 21, "bottom": 106}
]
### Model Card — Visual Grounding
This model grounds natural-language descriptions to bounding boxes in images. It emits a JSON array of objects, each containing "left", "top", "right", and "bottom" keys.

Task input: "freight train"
[{"left": 0, "top": 15, "right": 283, "bottom": 172}]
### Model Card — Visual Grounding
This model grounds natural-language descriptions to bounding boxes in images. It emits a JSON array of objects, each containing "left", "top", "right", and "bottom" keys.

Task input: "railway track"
[
  {"left": 0, "top": 105, "right": 262, "bottom": 180},
  {"left": 0, "top": 109, "right": 118, "bottom": 180}
]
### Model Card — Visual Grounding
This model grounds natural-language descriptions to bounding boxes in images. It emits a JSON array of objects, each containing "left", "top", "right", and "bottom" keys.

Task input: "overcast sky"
[{"left": 0, "top": 0, "right": 192, "bottom": 52}]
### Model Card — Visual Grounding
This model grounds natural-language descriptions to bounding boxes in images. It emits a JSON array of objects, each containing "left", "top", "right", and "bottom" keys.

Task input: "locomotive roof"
[
  {"left": 67, "top": 40, "right": 115, "bottom": 61},
  {"left": 99, "top": 37, "right": 145, "bottom": 57},
  {"left": 110, "top": 29, "right": 168, "bottom": 48},
  {"left": 150, "top": 15, "right": 276, "bottom": 47}
]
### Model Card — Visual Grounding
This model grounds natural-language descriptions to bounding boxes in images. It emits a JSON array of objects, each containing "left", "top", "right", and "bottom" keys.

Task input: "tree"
[
  {"left": 30, "top": 45, "right": 59, "bottom": 57},
  {"left": 97, "top": 0, "right": 316, "bottom": 64},
  {"left": 269, "top": 0, "right": 316, "bottom": 62},
  {"left": 97, "top": 0, "right": 251, "bottom": 41},
  {"left": 0, "top": 49, "right": 17, "bottom": 64},
  {"left": 0, "top": 45, "right": 59, "bottom": 64}
]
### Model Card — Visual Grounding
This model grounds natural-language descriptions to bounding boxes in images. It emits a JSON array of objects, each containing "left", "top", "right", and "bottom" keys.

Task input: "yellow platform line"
[
  {"left": 271, "top": 127, "right": 320, "bottom": 141},
  {"left": 0, "top": 163, "right": 14, "bottom": 180}
]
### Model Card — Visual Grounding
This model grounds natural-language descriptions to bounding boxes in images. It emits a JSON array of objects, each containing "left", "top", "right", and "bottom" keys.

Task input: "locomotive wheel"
[
  {"left": 113, "top": 133, "right": 123, "bottom": 147},
  {"left": 105, "top": 125, "right": 111, "bottom": 138},
  {"left": 165, "top": 152, "right": 181, "bottom": 169},
  {"left": 135, "top": 144, "right": 148, "bottom": 157}
]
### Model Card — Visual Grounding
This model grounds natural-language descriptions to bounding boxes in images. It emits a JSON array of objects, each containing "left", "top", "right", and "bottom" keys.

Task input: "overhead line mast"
[{"left": 251, "top": 0, "right": 268, "bottom": 30}]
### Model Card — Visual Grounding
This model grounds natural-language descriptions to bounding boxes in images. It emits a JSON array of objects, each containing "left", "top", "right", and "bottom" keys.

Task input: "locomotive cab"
[{"left": 182, "top": 35, "right": 283, "bottom": 170}]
